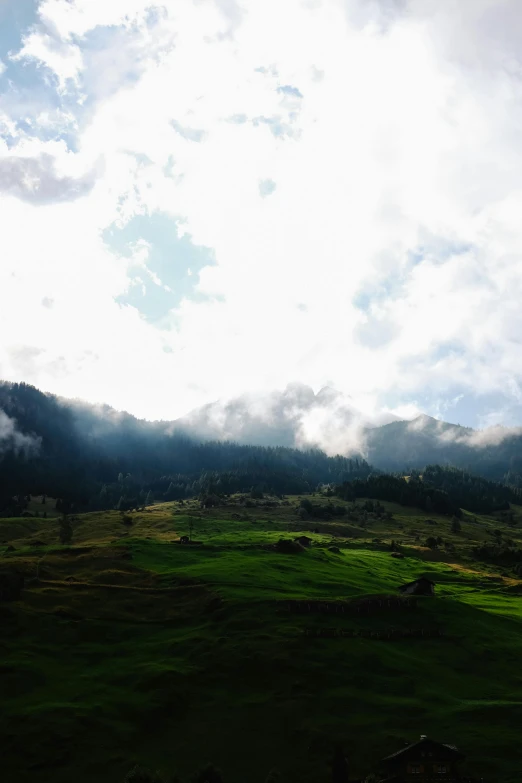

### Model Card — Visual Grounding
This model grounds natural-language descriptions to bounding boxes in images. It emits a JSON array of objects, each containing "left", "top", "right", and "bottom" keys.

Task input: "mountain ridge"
[{"left": 2, "top": 380, "right": 522, "bottom": 494}]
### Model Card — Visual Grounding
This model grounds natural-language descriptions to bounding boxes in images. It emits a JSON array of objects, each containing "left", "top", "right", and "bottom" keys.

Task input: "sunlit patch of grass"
[{"left": 3, "top": 496, "right": 522, "bottom": 782}]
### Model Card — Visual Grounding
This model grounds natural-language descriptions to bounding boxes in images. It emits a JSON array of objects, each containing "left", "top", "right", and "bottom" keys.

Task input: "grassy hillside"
[{"left": 2, "top": 495, "right": 522, "bottom": 782}]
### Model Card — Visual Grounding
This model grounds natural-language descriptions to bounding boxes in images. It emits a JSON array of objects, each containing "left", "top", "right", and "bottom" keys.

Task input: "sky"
[{"left": 1, "top": 0, "right": 522, "bottom": 429}]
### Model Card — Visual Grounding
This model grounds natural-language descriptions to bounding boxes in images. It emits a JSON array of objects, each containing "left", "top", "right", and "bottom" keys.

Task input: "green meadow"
[{"left": 2, "top": 495, "right": 522, "bottom": 782}]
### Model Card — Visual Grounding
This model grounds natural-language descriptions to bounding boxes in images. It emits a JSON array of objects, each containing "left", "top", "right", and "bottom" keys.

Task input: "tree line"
[
  {"left": 334, "top": 464, "right": 522, "bottom": 516},
  {"left": 335, "top": 473, "right": 461, "bottom": 516},
  {"left": 0, "top": 382, "right": 372, "bottom": 514},
  {"left": 1, "top": 382, "right": 520, "bottom": 517},
  {"left": 419, "top": 464, "right": 522, "bottom": 513}
]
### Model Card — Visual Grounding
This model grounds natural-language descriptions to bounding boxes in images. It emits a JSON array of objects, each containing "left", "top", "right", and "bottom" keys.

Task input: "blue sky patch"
[
  {"left": 226, "top": 113, "right": 248, "bottom": 124},
  {"left": 353, "top": 272, "right": 405, "bottom": 312},
  {"left": 171, "top": 119, "right": 206, "bottom": 142},
  {"left": 429, "top": 340, "right": 466, "bottom": 363},
  {"left": 259, "top": 178, "right": 276, "bottom": 197},
  {"left": 0, "top": 0, "right": 39, "bottom": 62},
  {"left": 277, "top": 84, "right": 303, "bottom": 98},
  {"left": 408, "top": 239, "right": 474, "bottom": 267},
  {"left": 104, "top": 212, "right": 216, "bottom": 326},
  {"left": 252, "top": 114, "right": 298, "bottom": 139},
  {"left": 0, "top": 0, "right": 84, "bottom": 152},
  {"left": 255, "top": 65, "right": 279, "bottom": 76}
]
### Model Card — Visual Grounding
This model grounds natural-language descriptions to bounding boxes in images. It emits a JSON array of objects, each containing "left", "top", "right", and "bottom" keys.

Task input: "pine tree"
[{"left": 451, "top": 516, "right": 461, "bottom": 534}]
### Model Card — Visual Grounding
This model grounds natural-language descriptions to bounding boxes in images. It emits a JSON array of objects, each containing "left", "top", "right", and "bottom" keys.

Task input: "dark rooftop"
[{"left": 382, "top": 736, "right": 463, "bottom": 763}]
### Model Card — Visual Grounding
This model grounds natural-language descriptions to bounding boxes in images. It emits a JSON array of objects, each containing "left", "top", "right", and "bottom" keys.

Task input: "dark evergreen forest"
[
  {"left": 1, "top": 381, "right": 521, "bottom": 517},
  {"left": 335, "top": 467, "right": 522, "bottom": 517},
  {"left": 0, "top": 382, "right": 372, "bottom": 514}
]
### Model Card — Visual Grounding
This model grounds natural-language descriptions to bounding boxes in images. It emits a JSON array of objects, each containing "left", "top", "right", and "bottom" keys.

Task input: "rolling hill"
[{"left": 3, "top": 493, "right": 522, "bottom": 782}]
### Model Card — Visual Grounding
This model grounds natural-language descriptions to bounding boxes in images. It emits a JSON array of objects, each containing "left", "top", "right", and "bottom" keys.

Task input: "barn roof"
[{"left": 382, "top": 737, "right": 463, "bottom": 763}]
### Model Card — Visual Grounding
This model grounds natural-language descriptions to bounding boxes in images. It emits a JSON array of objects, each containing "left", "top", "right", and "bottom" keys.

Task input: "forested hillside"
[
  {"left": 0, "top": 382, "right": 372, "bottom": 514},
  {"left": 421, "top": 465, "right": 522, "bottom": 513},
  {"left": 365, "top": 415, "right": 522, "bottom": 487},
  {"left": 336, "top": 473, "right": 461, "bottom": 516},
  {"left": 336, "top": 466, "right": 522, "bottom": 516},
  {"left": 2, "top": 382, "right": 522, "bottom": 517}
]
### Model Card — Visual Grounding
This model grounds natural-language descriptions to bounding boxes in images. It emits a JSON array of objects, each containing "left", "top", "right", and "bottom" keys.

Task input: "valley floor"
[{"left": 2, "top": 495, "right": 522, "bottom": 782}]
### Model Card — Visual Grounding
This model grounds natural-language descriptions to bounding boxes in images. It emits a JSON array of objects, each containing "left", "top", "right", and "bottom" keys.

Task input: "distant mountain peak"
[
  {"left": 407, "top": 413, "right": 439, "bottom": 429},
  {"left": 413, "top": 413, "right": 437, "bottom": 422},
  {"left": 315, "top": 385, "right": 348, "bottom": 404}
]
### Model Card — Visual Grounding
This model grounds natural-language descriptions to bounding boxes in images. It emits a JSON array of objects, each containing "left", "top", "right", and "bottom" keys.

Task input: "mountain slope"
[
  {"left": 0, "top": 382, "right": 372, "bottom": 511},
  {"left": 365, "top": 415, "right": 473, "bottom": 470},
  {"left": 365, "top": 415, "right": 522, "bottom": 486},
  {"left": 2, "top": 381, "right": 522, "bottom": 511}
]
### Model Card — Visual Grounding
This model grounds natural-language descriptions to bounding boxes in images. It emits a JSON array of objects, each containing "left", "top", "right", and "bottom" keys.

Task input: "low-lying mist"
[
  {"left": 176, "top": 383, "right": 399, "bottom": 456},
  {"left": 0, "top": 410, "right": 41, "bottom": 456}
]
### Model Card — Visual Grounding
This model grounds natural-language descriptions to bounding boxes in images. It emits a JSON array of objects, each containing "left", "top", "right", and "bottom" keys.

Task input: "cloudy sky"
[{"left": 1, "top": 0, "right": 522, "bottom": 428}]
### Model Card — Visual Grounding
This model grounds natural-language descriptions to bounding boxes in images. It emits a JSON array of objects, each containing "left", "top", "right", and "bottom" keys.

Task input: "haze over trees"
[
  {"left": 364, "top": 415, "right": 522, "bottom": 487},
  {"left": 0, "top": 382, "right": 372, "bottom": 514},
  {"left": 1, "top": 382, "right": 521, "bottom": 516}
]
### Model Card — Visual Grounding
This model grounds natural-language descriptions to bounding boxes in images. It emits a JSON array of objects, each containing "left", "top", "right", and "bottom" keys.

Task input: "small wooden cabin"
[
  {"left": 399, "top": 577, "right": 435, "bottom": 596},
  {"left": 380, "top": 735, "right": 464, "bottom": 782}
]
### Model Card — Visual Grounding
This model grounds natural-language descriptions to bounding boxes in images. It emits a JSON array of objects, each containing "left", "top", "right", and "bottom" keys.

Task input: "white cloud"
[
  {"left": 13, "top": 30, "right": 83, "bottom": 91},
  {"left": 0, "top": 410, "right": 41, "bottom": 455},
  {"left": 1, "top": 0, "right": 522, "bottom": 431}
]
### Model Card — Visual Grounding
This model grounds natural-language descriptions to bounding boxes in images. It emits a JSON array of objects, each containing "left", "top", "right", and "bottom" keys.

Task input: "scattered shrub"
[
  {"left": 275, "top": 538, "right": 302, "bottom": 554},
  {"left": 450, "top": 517, "right": 462, "bottom": 534}
]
